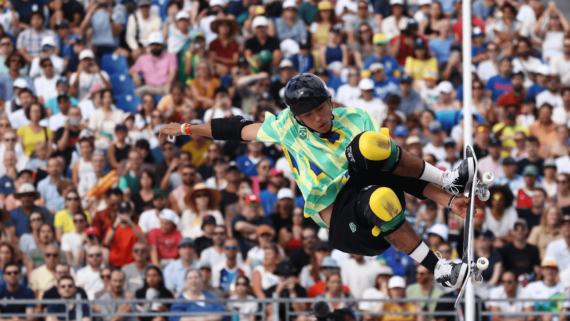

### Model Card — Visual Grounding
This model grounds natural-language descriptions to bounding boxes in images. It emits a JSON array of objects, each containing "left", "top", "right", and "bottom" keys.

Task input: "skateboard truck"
[{"left": 473, "top": 172, "right": 494, "bottom": 202}]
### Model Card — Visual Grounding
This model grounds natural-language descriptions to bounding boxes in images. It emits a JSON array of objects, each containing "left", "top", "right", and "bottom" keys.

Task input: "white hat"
[
  {"left": 369, "top": 62, "right": 384, "bottom": 71},
  {"left": 280, "top": 39, "right": 300, "bottom": 58},
  {"left": 41, "top": 36, "right": 57, "bottom": 47},
  {"left": 388, "top": 276, "right": 406, "bottom": 289},
  {"left": 176, "top": 11, "right": 190, "bottom": 20},
  {"left": 148, "top": 32, "right": 164, "bottom": 45},
  {"left": 277, "top": 188, "right": 294, "bottom": 200},
  {"left": 390, "top": 0, "right": 404, "bottom": 5},
  {"left": 209, "top": 0, "right": 224, "bottom": 7},
  {"left": 537, "top": 64, "right": 551, "bottom": 76},
  {"left": 13, "top": 78, "right": 28, "bottom": 89},
  {"left": 359, "top": 78, "right": 375, "bottom": 90},
  {"left": 427, "top": 223, "right": 449, "bottom": 241},
  {"left": 16, "top": 183, "right": 38, "bottom": 195},
  {"left": 418, "top": 0, "right": 432, "bottom": 5},
  {"left": 159, "top": 208, "right": 180, "bottom": 225},
  {"left": 252, "top": 16, "right": 269, "bottom": 29},
  {"left": 437, "top": 81, "right": 453, "bottom": 94},
  {"left": 279, "top": 59, "right": 294, "bottom": 69},
  {"left": 79, "top": 49, "right": 95, "bottom": 60},
  {"left": 283, "top": 0, "right": 296, "bottom": 9}
]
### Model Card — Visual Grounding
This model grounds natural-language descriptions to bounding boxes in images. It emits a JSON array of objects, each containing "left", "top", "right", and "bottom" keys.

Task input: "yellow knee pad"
[
  {"left": 368, "top": 187, "right": 405, "bottom": 237},
  {"left": 358, "top": 131, "right": 392, "bottom": 161}
]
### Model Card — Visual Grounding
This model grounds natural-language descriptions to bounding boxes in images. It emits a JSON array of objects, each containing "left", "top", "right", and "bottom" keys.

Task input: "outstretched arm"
[{"left": 158, "top": 121, "right": 263, "bottom": 142}]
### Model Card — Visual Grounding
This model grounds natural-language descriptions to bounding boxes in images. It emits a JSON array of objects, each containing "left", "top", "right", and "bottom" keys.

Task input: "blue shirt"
[
  {"left": 259, "top": 189, "right": 277, "bottom": 216},
  {"left": 235, "top": 155, "right": 275, "bottom": 177},
  {"left": 46, "top": 97, "right": 79, "bottom": 114},
  {"left": 527, "top": 83, "right": 547, "bottom": 99},
  {"left": 290, "top": 53, "right": 315, "bottom": 74},
  {"left": 363, "top": 55, "right": 401, "bottom": 78},
  {"left": 495, "top": 174, "right": 525, "bottom": 198},
  {"left": 275, "top": 18, "right": 307, "bottom": 44},
  {"left": 373, "top": 77, "right": 400, "bottom": 101},
  {"left": 472, "top": 45, "right": 486, "bottom": 65},
  {"left": 6, "top": 206, "right": 52, "bottom": 237},
  {"left": 47, "top": 300, "right": 91, "bottom": 321},
  {"left": 436, "top": 0, "right": 459, "bottom": 14},
  {"left": 37, "top": 176, "right": 65, "bottom": 213},
  {"left": 169, "top": 291, "right": 226, "bottom": 321},
  {"left": 429, "top": 38, "right": 454, "bottom": 63},
  {"left": 0, "top": 282, "right": 35, "bottom": 313},
  {"left": 0, "top": 175, "right": 15, "bottom": 196},
  {"left": 486, "top": 74, "right": 513, "bottom": 102},
  {"left": 163, "top": 259, "right": 199, "bottom": 295},
  {"left": 375, "top": 247, "right": 411, "bottom": 277},
  {"left": 473, "top": 0, "right": 495, "bottom": 20}
]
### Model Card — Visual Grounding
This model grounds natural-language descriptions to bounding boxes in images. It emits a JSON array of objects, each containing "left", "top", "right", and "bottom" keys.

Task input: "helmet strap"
[{"left": 294, "top": 100, "right": 335, "bottom": 137}]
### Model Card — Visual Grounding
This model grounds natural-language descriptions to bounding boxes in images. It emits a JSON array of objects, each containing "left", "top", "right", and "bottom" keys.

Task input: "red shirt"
[
  {"left": 390, "top": 34, "right": 430, "bottom": 66},
  {"left": 209, "top": 38, "right": 239, "bottom": 69},
  {"left": 106, "top": 224, "right": 142, "bottom": 267},
  {"left": 497, "top": 91, "right": 524, "bottom": 108},
  {"left": 148, "top": 228, "right": 182, "bottom": 260},
  {"left": 516, "top": 188, "right": 533, "bottom": 209},
  {"left": 92, "top": 208, "right": 113, "bottom": 239},
  {"left": 307, "top": 280, "right": 351, "bottom": 298},
  {"left": 452, "top": 16, "right": 486, "bottom": 43}
]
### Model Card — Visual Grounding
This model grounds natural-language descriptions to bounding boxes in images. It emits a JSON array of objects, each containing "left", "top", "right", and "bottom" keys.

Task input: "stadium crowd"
[{"left": 0, "top": 0, "right": 570, "bottom": 319}]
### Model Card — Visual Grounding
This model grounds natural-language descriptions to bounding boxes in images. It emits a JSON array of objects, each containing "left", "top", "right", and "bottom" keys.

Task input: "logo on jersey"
[
  {"left": 349, "top": 222, "right": 356, "bottom": 233},
  {"left": 346, "top": 146, "right": 355, "bottom": 162},
  {"left": 299, "top": 127, "right": 307, "bottom": 139}
]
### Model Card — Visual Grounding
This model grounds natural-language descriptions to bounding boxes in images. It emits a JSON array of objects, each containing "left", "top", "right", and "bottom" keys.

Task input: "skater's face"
[{"left": 296, "top": 100, "right": 333, "bottom": 134}]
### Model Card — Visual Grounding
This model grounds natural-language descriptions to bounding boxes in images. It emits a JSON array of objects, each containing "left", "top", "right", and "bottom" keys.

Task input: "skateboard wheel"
[
  {"left": 471, "top": 276, "right": 483, "bottom": 286},
  {"left": 482, "top": 172, "right": 494, "bottom": 186},
  {"left": 477, "top": 257, "right": 489, "bottom": 270},
  {"left": 479, "top": 190, "right": 490, "bottom": 202}
]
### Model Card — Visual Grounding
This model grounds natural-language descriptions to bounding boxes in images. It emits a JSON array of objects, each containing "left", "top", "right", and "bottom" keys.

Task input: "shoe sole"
[
  {"left": 448, "top": 263, "right": 469, "bottom": 290},
  {"left": 462, "top": 158, "right": 475, "bottom": 196}
]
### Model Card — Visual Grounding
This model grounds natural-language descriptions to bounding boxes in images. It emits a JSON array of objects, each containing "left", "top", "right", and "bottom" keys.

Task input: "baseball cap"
[
  {"left": 148, "top": 32, "right": 164, "bottom": 45},
  {"left": 13, "top": 78, "right": 28, "bottom": 89},
  {"left": 489, "top": 136, "right": 502, "bottom": 147},
  {"left": 359, "top": 78, "right": 375, "bottom": 90},
  {"left": 428, "top": 120, "right": 443, "bottom": 133},
  {"left": 536, "top": 64, "right": 551, "bottom": 76},
  {"left": 41, "top": 36, "right": 57, "bottom": 48},
  {"left": 513, "top": 218, "right": 528, "bottom": 230},
  {"left": 372, "top": 33, "right": 387, "bottom": 45},
  {"left": 56, "top": 77, "right": 69, "bottom": 87},
  {"left": 227, "top": 161, "right": 240, "bottom": 172},
  {"left": 198, "top": 261, "right": 212, "bottom": 270},
  {"left": 320, "top": 257, "right": 339, "bottom": 268},
  {"left": 427, "top": 223, "right": 449, "bottom": 241},
  {"left": 178, "top": 237, "right": 195, "bottom": 248},
  {"left": 85, "top": 226, "right": 100, "bottom": 236},
  {"left": 472, "top": 26, "right": 483, "bottom": 37},
  {"left": 393, "top": 124, "right": 409, "bottom": 137},
  {"left": 318, "top": 1, "right": 333, "bottom": 10},
  {"left": 176, "top": 11, "right": 190, "bottom": 20},
  {"left": 276, "top": 260, "right": 296, "bottom": 277},
  {"left": 424, "top": 71, "right": 439, "bottom": 81},
  {"left": 330, "top": 24, "right": 343, "bottom": 33},
  {"left": 437, "top": 81, "right": 454, "bottom": 94},
  {"left": 522, "top": 95, "right": 536, "bottom": 104},
  {"left": 159, "top": 208, "right": 180, "bottom": 225},
  {"left": 209, "top": 0, "right": 224, "bottom": 7},
  {"left": 283, "top": 0, "right": 296, "bottom": 9},
  {"left": 544, "top": 158, "right": 557, "bottom": 169},
  {"left": 245, "top": 194, "right": 261, "bottom": 206},
  {"left": 79, "top": 49, "right": 95, "bottom": 60},
  {"left": 115, "top": 123, "right": 128, "bottom": 131},
  {"left": 542, "top": 257, "right": 558, "bottom": 268},
  {"left": 369, "top": 63, "right": 384, "bottom": 71},
  {"left": 277, "top": 188, "right": 294, "bottom": 200},
  {"left": 443, "top": 137, "right": 456, "bottom": 147},
  {"left": 55, "top": 20, "right": 69, "bottom": 29},
  {"left": 271, "top": 168, "right": 284, "bottom": 176},
  {"left": 299, "top": 38, "right": 310, "bottom": 49},
  {"left": 79, "top": 128, "right": 94, "bottom": 138},
  {"left": 252, "top": 16, "right": 269, "bottom": 29},
  {"left": 407, "top": 19, "right": 419, "bottom": 28},
  {"left": 377, "top": 265, "right": 394, "bottom": 276},
  {"left": 400, "top": 74, "right": 413, "bottom": 84},
  {"left": 388, "top": 276, "right": 406, "bottom": 289},
  {"left": 257, "top": 92, "right": 273, "bottom": 101},
  {"left": 153, "top": 189, "right": 167, "bottom": 199},
  {"left": 563, "top": 215, "right": 570, "bottom": 223},
  {"left": 315, "top": 67, "right": 328, "bottom": 75},
  {"left": 406, "top": 136, "right": 421, "bottom": 145},
  {"left": 390, "top": 0, "right": 404, "bottom": 5},
  {"left": 414, "top": 38, "right": 427, "bottom": 49},
  {"left": 201, "top": 215, "right": 217, "bottom": 228},
  {"left": 502, "top": 157, "right": 517, "bottom": 165},
  {"left": 118, "top": 201, "right": 132, "bottom": 214},
  {"left": 512, "top": 69, "right": 525, "bottom": 78},
  {"left": 418, "top": 0, "right": 432, "bottom": 5},
  {"left": 279, "top": 59, "right": 294, "bottom": 69},
  {"left": 138, "top": 0, "right": 152, "bottom": 6},
  {"left": 523, "top": 164, "right": 538, "bottom": 176},
  {"left": 475, "top": 229, "right": 494, "bottom": 240},
  {"left": 256, "top": 224, "right": 275, "bottom": 237}
]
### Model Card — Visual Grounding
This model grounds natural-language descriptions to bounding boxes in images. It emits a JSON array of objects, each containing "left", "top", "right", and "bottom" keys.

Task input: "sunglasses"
[
  {"left": 73, "top": 219, "right": 85, "bottom": 223},
  {"left": 473, "top": 86, "right": 483, "bottom": 90},
  {"left": 88, "top": 253, "right": 102, "bottom": 258},
  {"left": 439, "top": 249, "right": 451, "bottom": 254},
  {"left": 60, "top": 284, "right": 74, "bottom": 289},
  {"left": 236, "top": 282, "right": 248, "bottom": 286},
  {"left": 67, "top": 197, "right": 79, "bottom": 201},
  {"left": 4, "top": 270, "right": 20, "bottom": 276},
  {"left": 225, "top": 246, "right": 238, "bottom": 250},
  {"left": 101, "top": 274, "right": 111, "bottom": 279},
  {"left": 302, "top": 234, "right": 317, "bottom": 240},
  {"left": 45, "top": 253, "right": 59, "bottom": 258},
  {"left": 195, "top": 194, "right": 209, "bottom": 198},
  {"left": 134, "top": 248, "right": 148, "bottom": 253},
  {"left": 0, "top": 42, "right": 11, "bottom": 46},
  {"left": 30, "top": 217, "right": 43, "bottom": 222}
]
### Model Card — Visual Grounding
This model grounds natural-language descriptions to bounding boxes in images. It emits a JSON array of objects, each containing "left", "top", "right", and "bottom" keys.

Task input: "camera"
[{"left": 313, "top": 301, "right": 355, "bottom": 321}]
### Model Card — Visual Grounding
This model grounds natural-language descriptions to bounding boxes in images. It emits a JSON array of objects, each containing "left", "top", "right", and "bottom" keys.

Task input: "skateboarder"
[{"left": 158, "top": 73, "right": 474, "bottom": 289}]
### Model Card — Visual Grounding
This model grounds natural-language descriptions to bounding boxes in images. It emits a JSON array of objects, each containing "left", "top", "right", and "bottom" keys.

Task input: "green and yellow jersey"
[{"left": 256, "top": 107, "right": 380, "bottom": 228}]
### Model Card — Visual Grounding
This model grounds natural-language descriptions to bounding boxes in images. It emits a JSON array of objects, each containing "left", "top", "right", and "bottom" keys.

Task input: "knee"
[
  {"left": 358, "top": 131, "right": 392, "bottom": 161},
  {"left": 348, "top": 131, "right": 401, "bottom": 172},
  {"left": 365, "top": 187, "right": 406, "bottom": 236}
]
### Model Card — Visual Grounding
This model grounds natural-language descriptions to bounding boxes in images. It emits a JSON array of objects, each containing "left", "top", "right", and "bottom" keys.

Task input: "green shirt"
[
  {"left": 118, "top": 172, "right": 141, "bottom": 194},
  {"left": 405, "top": 283, "right": 443, "bottom": 319},
  {"left": 257, "top": 107, "right": 380, "bottom": 228},
  {"left": 298, "top": 2, "right": 319, "bottom": 26}
]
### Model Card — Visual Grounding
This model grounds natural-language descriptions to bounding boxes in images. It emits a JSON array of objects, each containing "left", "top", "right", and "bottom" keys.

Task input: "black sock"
[{"left": 408, "top": 241, "right": 438, "bottom": 273}]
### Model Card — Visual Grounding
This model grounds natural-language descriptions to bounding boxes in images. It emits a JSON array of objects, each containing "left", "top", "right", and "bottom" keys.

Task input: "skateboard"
[{"left": 454, "top": 145, "right": 494, "bottom": 307}]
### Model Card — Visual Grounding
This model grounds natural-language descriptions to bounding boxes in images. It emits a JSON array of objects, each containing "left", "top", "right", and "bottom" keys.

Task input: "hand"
[
  {"left": 275, "top": 280, "right": 286, "bottom": 294},
  {"left": 113, "top": 215, "right": 122, "bottom": 228},
  {"left": 449, "top": 54, "right": 461, "bottom": 67},
  {"left": 450, "top": 196, "right": 470, "bottom": 219},
  {"left": 286, "top": 279, "right": 295, "bottom": 291},
  {"left": 80, "top": 232, "right": 88, "bottom": 244},
  {"left": 121, "top": 214, "right": 134, "bottom": 226},
  {"left": 168, "top": 158, "right": 180, "bottom": 171},
  {"left": 158, "top": 122, "right": 186, "bottom": 139},
  {"left": 90, "top": 63, "right": 100, "bottom": 73}
]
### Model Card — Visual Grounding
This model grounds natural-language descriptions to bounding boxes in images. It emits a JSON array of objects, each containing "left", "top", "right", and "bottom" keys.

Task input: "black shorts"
[{"left": 328, "top": 135, "right": 429, "bottom": 256}]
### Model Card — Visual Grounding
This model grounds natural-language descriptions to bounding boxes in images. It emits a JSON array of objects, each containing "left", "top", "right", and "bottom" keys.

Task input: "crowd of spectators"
[{"left": 0, "top": 0, "right": 569, "bottom": 320}]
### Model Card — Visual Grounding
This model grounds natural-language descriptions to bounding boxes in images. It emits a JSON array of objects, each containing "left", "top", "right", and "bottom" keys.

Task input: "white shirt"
[
  {"left": 70, "top": 71, "right": 111, "bottom": 101},
  {"left": 180, "top": 209, "right": 223, "bottom": 239},
  {"left": 381, "top": 15, "right": 409, "bottom": 44},
  {"left": 34, "top": 74, "right": 60, "bottom": 103},
  {"left": 61, "top": 232, "right": 81, "bottom": 262},
  {"left": 536, "top": 90, "right": 564, "bottom": 109},
  {"left": 335, "top": 84, "right": 361, "bottom": 107},
  {"left": 482, "top": 206, "right": 518, "bottom": 238},
  {"left": 556, "top": 155, "right": 570, "bottom": 174},
  {"left": 524, "top": 280, "right": 570, "bottom": 316},
  {"left": 340, "top": 258, "right": 382, "bottom": 299},
  {"left": 422, "top": 143, "right": 446, "bottom": 162},
  {"left": 552, "top": 106, "right": 570, "bottom": 128},
  {"left": 77, "top": 99, "right": 98, "bottom": 122},
  {"left": 512, "top": 56, "right": 543, "bottom": 88},
  {"left": 0, "top": 9, "right": 16, "bottom": 36},
  {"left": 550, "top": 54, "right": 570, "bottom": 85},
  {"left": 211, "top": 260, "right": 251, "bottom": 290},
  {"left": 354, "top": 98, "right": 386, "bottom": 126},
  {"left": 167, "top": 24, "right": 191, "bottom": 54},
  {"left": 203, "top": 107, "right": 243, "bottom": 122},
  {"left": 545, "top": 238, "right": 570, "bottom": 274},
  {"left": 29, "top": 55, "right": 64, "bottom": 79},
  {"left": 75, "top": 266, "right": 105, "bottom": 300},
  {"left": 488, "top": 285, "right": 533, "bottom": 315},
  {"left": 138, "top": 209, "right": 162, "bottom": 233},
  {"left": 477, "top": 60, "right": 498, "bottom": 84},
  {"left": 334, "top": 0, "right": 358, "bottom": 16},
  {"left": 359, "top": 287, "right": 386, "bottom": 311},
  {"left": 47, "top": 113, "right": 68, "bottom": 132}
]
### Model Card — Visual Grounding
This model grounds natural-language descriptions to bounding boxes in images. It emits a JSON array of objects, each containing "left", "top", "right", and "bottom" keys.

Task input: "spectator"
[
  {"left": 546, "top": 126, "right": 570, "bottom": 160},
  {"left": 233, "top": 197, "right": 274, "bottom": 258},
  {"left": 97, "top": 270, "right": 137, "bottom": 321},
  {"left": 516, "top": 136, "right": 544, "bottom": 176},
  {"left": 29, "top": 244, "right": 60, "bottom": 299},
  {"left": 125, "top": 0, "right": 162, "bottom": 60},
  {"left": 319, "top": 25, "right": 347, "bottom": 77},
  {"left": 364, "top": 33, "right": 400, "bottom": 77},
  {"left": 486, "top": 58, "right": 514, "bottom": 102},
  {"left": 538, "top": 74, "right": 564, "bottom": 110},
  {"left": 252, "top": 159, "right": 272, "bottom": 195},
  {"left": 201, "top": 224, "right": 231, "bottom": 267},
  {"left": 346, "top": 1, "right": 379, "bottom": 48},
  {"left": 46, "top": 276, "right": 90, "bottom": 321},
  {"left": 341, "top": 254, "right": 382, "bottom": 299},
  {"left": 203, "top": 87, "right": 243, "bottom": 124},
  {"left": 103, "top": 201, "right": 146, "bottom": 267},
  {"left": 479, "top": 136, "right": 504, "bottom": 178},
  {"left": 138, "top": 191, "right": 169, "bottom": 235},
  {"left": 40, "top": 263, "right": 88, "bottom": 308},
  {"left": 197, "top": 261, "right": 223, "bottom": 298},
  {"left": 228, "top": 275, "right": 258, "bottom": 321},
  {"left": 299, "top": 241, "right": 331, "bottom": 289},
  {"left": 275, "top": 0, "right": 308, "bottom": 44},
  {"left": 75, "top": 245, "right": 104, "bottom": 300},
  {"left": 354, "top": 78, "right": 386, "bottom": 125},
  {"left": 181, "top": 183, "right": 223, "bottom": 239},
  {"left": 169, "top": 268, "right": 225, "bottom": 321},
  {"left": 528, "top": 205, "right": 562, "bottom": 259},
  {"left": 169, "top": 164, "right": 198, "bottom": 214},
  {"left": 259, "top": 170, "right": 285, "bottom": 217},
  {"left": 252, "top": 244, "right": 280, "bottom": 298},
  {"left": 488, "top": 270, "right": 534, "bottom": 320},
  {"left": 148, "top": 208, "right": 182, "bottom": 268},
  {"left": 211, "top": 238, "right": 250, "bottom": 295},
  {"left": 405, "top": 38, "right": 437, "bottom": 83},
  {"left": 34, "top": 55, "right": 61, "bottom": 106},
  {"left": 530, "top": 104, "right": 557, "bottom": 157},
  {"left": 121, "top": 242, "right": 152, "bottom": 294},
  {"left": 118, "top": 150, "right": 144, "bottom": 199},
  {"left": 74, "top": 226, "right": 108, "bottom": 268},
  {"left": 60, "top": 211, "right": 90, "bottom": 265},
  {"left": 515, "top": 164, "right": 539, "bottom": 210},
  {"left": 315, "top": 270, "right": 356, "bottom": 311},
  {"left": 6, "top": 183, "right": 51, "bottom": 238},
  {"left": 135, "top": 265, "right": 175, "bottom": 321},
  {"left": 525, "top": 258, "right": 570, "bottom": 317},
  {"left": 17, "top": 210, "right": 43, "bottom": 256},
  {"left": 484, "top": 185, "right": 517, "bottom": 246},
  {"left": 495, "top": 157, "right": 524, "bottom": 197},
  {"left": 46, "top": 93, "right": 73, "bottom": 133},
  {"left": 499, "top": 218, "right": 541, "bottom": 280},
  {"left": 0, "top": 53, "right": 33, "bottom": 104},
  {"left": 336, "top": 66, "right": 361, "bottom": 107},
  {"left": 245, "top": 223, "right": 281, "bottom": 266},
  {"left": 16, "top": 8, "right": 57, "bottom": 64},
  {"left": 29, "top": 36, "right": 64, "bottom": 80},
  {"left": 105, "top": 122, "right": 129, "bottom": 170},
  {"left": 265, "top": 260, "right": 308, "bottom": 319},
  {"left": 405, "top": 265, "right": 442, "bottom": 314},
  {"left": 37, "top": 156, "right": 64, "bottom": 214},
  {"left": 78, "top": 0, "right": 124, "bottom": 59},
  {"left": 163, "top": 237, "right": 199, "bottom": 295},
  {"left": 0, "top": 262, "right": 34, "bottom": 317},
  {"left": 54, "top": 189, "right": 89, "bottom": 243},
  {"left": 167, "top": 11, "right": 192, "bottom": 55},
  {"left": 54, "top": 107, "right": 84, "bottom": 168},
  {"left": 69, "top": 50, "right": 112, "bottom": 101},
  {"left": 289, "top": 227, "right": 317, "bottom": 274},
  {"left": 17, "top": 102, "right": 53, "bottom": 157},
  {"left": 245, "top": 16, "right": 281, "bottom": 67},
  {"left": 155, "top": 141, "right": 180, "bottom": 186},
  {"left": 518, "top": 187, "right": 547, "bottom": 232},
  {"left": 422, "top": 120, "right": 446, "bottom": 162}
]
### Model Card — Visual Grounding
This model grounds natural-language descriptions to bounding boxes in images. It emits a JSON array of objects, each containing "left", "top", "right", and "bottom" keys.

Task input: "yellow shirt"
[
  {"left": 30, "top": 265, "right": 57, "bottom": 299},
  {"left": 54, "top": 209, "right": 92, "bottom": 234},
  {"left": 381, "top": 302, "right": 418, "bottom": 321},
  {"left": 16, "top": 125, "right": 53, "bottom": 156},
  {"left": 181, "top": 140, "right": 211, "bottom": 168},
  {"left": 404, "top": 56, "right": 438, "bottom": 81},
  {"left": 492, "top": 123, "right": 530, "bottom": 158}
]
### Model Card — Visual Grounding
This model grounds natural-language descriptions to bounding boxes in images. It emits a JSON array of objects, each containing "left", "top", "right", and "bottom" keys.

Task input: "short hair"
[
  {"left": 527, "top": 136, "right": 539, "bottom": 146},
  {"left": 111, "top": 269, "right": 125, "bottom": 279},
  {"left": 72, "top": 211, "right": 87, "bottom": 220},
  {"left": 106, "top": 188, "right": 124, "bottom": 197},
  {"left": 561, "top": 87, "right": 570, "bottom": 96},
  {"left": 517, "top": 38, "right": 532, "bottom": 50},
  {"left": 79, "top": 137, "right": 95, "bottom": 150},
  {"left": 58, "top": 275, "right": 75, "bottom": 285},
  {"left": 214, "top": 86, "right": 228, "bottom": 96},
  {"left": 56, "top": 178, "right": 74, "bottom": 196},
  {"left": 3, "top": 261, "right": 21, "bottom": 273},
  {"left": 185, "top": 268, "right": 202, "bottom": 279},
  {"left": 214, "top": 225, "right": 227, "bottom": 233},
  {"left": 238, "top": 177, "right": 253, "bottom": 188},
  {"left": 135, "top": 139, "right": 151, "bottom": 150},
  {"left": 179, "top": 151, "right": 192, "bottom": 160},
  {"left": 99, "top": 88, "right": 113, "bottom": 100},
  {"left": 25, "top": 102, "right": 47, "bottom": 121},
  {"left": 170, "top": 81, "right": 185, "bottom": 93},
  {"left": 385, "top": 94, "right": 402, "bottom": 105},
  {"left": 534, "top": 188, "right": 547, "bottom": 197},
  {"left": 182, "top": 164, "right": 196, "bottom": 171},
  {"left": 539, "top": 103, "right": 553, "bottom": 110}
]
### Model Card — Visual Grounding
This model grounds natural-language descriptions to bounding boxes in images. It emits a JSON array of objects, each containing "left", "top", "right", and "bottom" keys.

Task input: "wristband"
[
  {"left": 180, "top": 123, "right": 191, "bottom": 135},
  {"left": 448, "top": 195, "right": 457, "bottom": 212},
  {"left": 180, "top": 124, "right": 185, "bottom": 135}
]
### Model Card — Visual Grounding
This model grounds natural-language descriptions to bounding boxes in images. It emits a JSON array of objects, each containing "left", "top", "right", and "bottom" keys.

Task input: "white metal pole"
[{"left": 462, "top": 0, "right": 474, "bottom": 321}]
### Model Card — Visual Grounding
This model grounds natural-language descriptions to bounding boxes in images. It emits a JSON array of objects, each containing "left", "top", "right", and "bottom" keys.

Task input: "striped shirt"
[{"left": 257, "top": 107, "right": 380, "bottom": 228}]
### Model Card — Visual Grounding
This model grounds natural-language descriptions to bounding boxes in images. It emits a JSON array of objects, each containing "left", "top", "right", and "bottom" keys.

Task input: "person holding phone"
[{"left": 103, "top": 201, "right": 147, "bottom": 267}]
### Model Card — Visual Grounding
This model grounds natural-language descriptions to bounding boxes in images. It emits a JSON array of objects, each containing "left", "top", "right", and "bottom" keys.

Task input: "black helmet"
[{"left": 284, "top": 73, "right": 331, "bottom": 116}]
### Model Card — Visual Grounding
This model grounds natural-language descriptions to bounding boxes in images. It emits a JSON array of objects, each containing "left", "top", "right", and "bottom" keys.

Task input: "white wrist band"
[{"left": 181, "top": 124, "right": 185, "bottom": 134}]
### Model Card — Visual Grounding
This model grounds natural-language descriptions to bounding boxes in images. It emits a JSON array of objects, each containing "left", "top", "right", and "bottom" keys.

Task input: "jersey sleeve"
[
  {"left": 362, "top": 110, "right": 381, "bottom": 132},
  {"left": 256, "top": 112, "right": 282, "bottom": 144}
]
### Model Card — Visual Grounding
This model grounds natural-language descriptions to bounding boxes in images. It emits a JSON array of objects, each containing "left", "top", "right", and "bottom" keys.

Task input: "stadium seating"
[
  {"left": 101, "top": 54, "right": 129, "bottom": 76},
  {"left": 110, "top": 74, "right": 136, "bottom": 96},
  {"left": 115, "top": 94, "right": 141, "bottom": 113}
]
